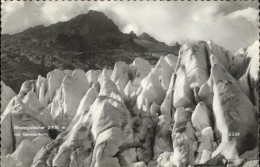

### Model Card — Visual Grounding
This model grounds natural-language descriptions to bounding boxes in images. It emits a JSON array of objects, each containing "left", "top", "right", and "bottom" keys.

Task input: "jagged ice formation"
[{"left": 1, "top": 40, "right": 259, "bottom": 167}]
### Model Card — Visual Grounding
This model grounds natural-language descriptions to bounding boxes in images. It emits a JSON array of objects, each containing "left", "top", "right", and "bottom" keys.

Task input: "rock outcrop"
[{"left": 1, "top": 40, "right": 258, "bottom": 167}]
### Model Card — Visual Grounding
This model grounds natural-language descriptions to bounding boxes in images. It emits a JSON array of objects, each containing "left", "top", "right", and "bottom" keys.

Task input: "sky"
[{"left": 1, "top": 1, "right": 258, "bottom": 53}]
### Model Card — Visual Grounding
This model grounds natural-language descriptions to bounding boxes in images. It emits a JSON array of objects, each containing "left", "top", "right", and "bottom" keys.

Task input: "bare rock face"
[{"left": 1, "top": 41, "right": 258, "bottom": 167}]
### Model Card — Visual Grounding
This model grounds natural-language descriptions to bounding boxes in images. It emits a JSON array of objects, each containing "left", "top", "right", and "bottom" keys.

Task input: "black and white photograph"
[{"left": 1, "top": 1, "right": 259, "bottom": 167}]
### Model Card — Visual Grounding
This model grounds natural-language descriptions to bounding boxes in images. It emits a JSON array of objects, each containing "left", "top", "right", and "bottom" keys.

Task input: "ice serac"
[
  {"left": 160, "top": 74, "right": 175, "bottom": 117},
  {"left": 151, "top": 54, "right": 177, "bottom": 117},
  {"left": 198, "top": 45, "right": 237, "bottom": 106},
  {"left": 197, "top": 127, "right": 216, "bottom": 164},
  {"left": 211, "top": 63, "right": 258, "bottom": 165},
  {"left": 2, "top": 40, "right": 258, "bottom": 167},
  {"left": 123, "top": 57, "right": 152, "bottom": 102},
  {"left": 236, "top": 41, "right": 258, "bottom": 79},
  {"left": 173, "top": 41, "right": 215, "bottom": 109},
  {"left": 67, "top": 87, "right": 98, "bottom": 130},
  {"left": 98, "top": 68, "right": 113, "bottom": 85},
  {"left": 131, "top": 57, "right": 152, "bottom": 86},
  {"left": 207, "top": 40, "right": 237, "bottom": 76},
  {"left": 153, "top": 115, "right": 172, "bottom": 158},
  {"left": 50, "top": 69, "right": 90, "bottom": 127},
  {"left": 191, "top": 102, "right": 212, "bottom": 132},
  {"left": 86, "top": 70, "right": 102, "bottom": 86},
  {"left": 165, "top": 54, "right": 178, "bottom": 69},
  {"left": 1, "top": 81, "right": 16, "bottom": 113},
  {"left": 237, "top": 41, "right": 259, "bottom": 106},
  {"left": 130, "top": 161, "right": 147, "bottom": 167},
  {"left": 137, "top": 72, "right": 166, "bottom": 114},
  {"left": 191, "top": 102, "right": 215, "bottom": 164},
  {"left": 232, "top": 48, "right": 247, "bottom": 75},
  {"left": 173, "top": 66, "right": 193, "bottom": 108},
  {"left": 111, "top": 61, "right": 131, "bottom": 86},
  {"left": 1, "top": 90, "right": 54, "bottom": 157},
  {"left": 90, "top": 97, "right": 135, "bottom": 167},
  {"left": 176, "top": 41, "right": 210, "bottom": 102},
  {"left": 52, "top": 82, "right": 135, "bottom": 167},
  {"left": 171, "top": 107, "right": 197, "bottom": 167},
  {"left": 153, "top": 55, "right": 176, "bottom": 90},
  {"left": 36, "top": 69, "right": 70, "bottom": 106},
  {"left": 1, "top": 136, "right": 51, "bottom": 167}
]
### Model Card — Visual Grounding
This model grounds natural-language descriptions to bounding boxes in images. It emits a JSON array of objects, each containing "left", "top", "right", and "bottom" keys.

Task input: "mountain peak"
[
  {"left": 129, "top": 31, "right": 137, "bottom": 38},
  {"left": 139, "top": 32, "right": 158, "bottom": 43},
  {"left": 72, "top": 10, "right": 108, "bottom": 21},
  {"left": 67, "top": 10, "right": 121, "bottom": 35}
]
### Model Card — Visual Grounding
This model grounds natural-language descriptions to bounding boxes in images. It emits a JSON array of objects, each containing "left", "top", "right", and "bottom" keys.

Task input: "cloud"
[
  {"left": 2, "top": 1, "right": 25, "bottom": 16},
  {"left": 1, "top": 2, "right": 45, "bottom": 34},
  {"left": 1, "top": 1, "right": 258, "bottom": 53},
  {"left": 122, "top": 23, "right": 140, "bottom": 34},
  {"left": 188, "top": 5, "right": 258, "bottom": 52},
  {"left": 40, "top": 2, "right": 91, "bottom": 24},
  {"left": 227, "top": 7, "right": 258, "bottom": 23}
]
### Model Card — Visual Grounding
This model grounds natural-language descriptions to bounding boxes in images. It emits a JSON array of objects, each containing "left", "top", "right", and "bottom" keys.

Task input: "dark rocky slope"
[{"left": 1, "top": 10, "right": 179, "bottom": 93}]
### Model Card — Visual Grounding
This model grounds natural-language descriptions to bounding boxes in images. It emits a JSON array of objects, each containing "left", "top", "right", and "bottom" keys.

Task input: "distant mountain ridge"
[
  {"left": 8, "top": 10, "right": 179, "bottom": 53},
  {"left": 1, "top": 10, "right": 180, "bottom": 93}
]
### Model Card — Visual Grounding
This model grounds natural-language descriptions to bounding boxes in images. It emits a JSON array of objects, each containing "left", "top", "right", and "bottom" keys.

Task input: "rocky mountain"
[
  {"left": 1, "top": 10, "right": 180, "bottom": 93},
  {"left": 139, "top": 32, "right": 159, "bottom": 43},
  {"left": 22, "top": 10, "right": 125, "bottom": 50},
  {"left": 1, "top": 40, "right": 258, "bottom": 167}
]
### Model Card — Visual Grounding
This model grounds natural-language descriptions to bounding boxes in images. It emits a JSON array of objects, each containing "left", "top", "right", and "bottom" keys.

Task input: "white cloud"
[
  {"left": 227, "top": 7, "right": 258, "bottom": 23},
  {"left": 189, "top": 6, "right": 258, "bottom": 52},
  {"left": 40, "top": 2, "right": 91, "bottom": 25},
  {"left": 1, "top": 1, "right": 258, "bottom": 53},
  {"left": 122, "top": 23, "right": 140, "bottom": 34},
  {"left": 1, "top": 1, "right": 24, "bottom": 16}
]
